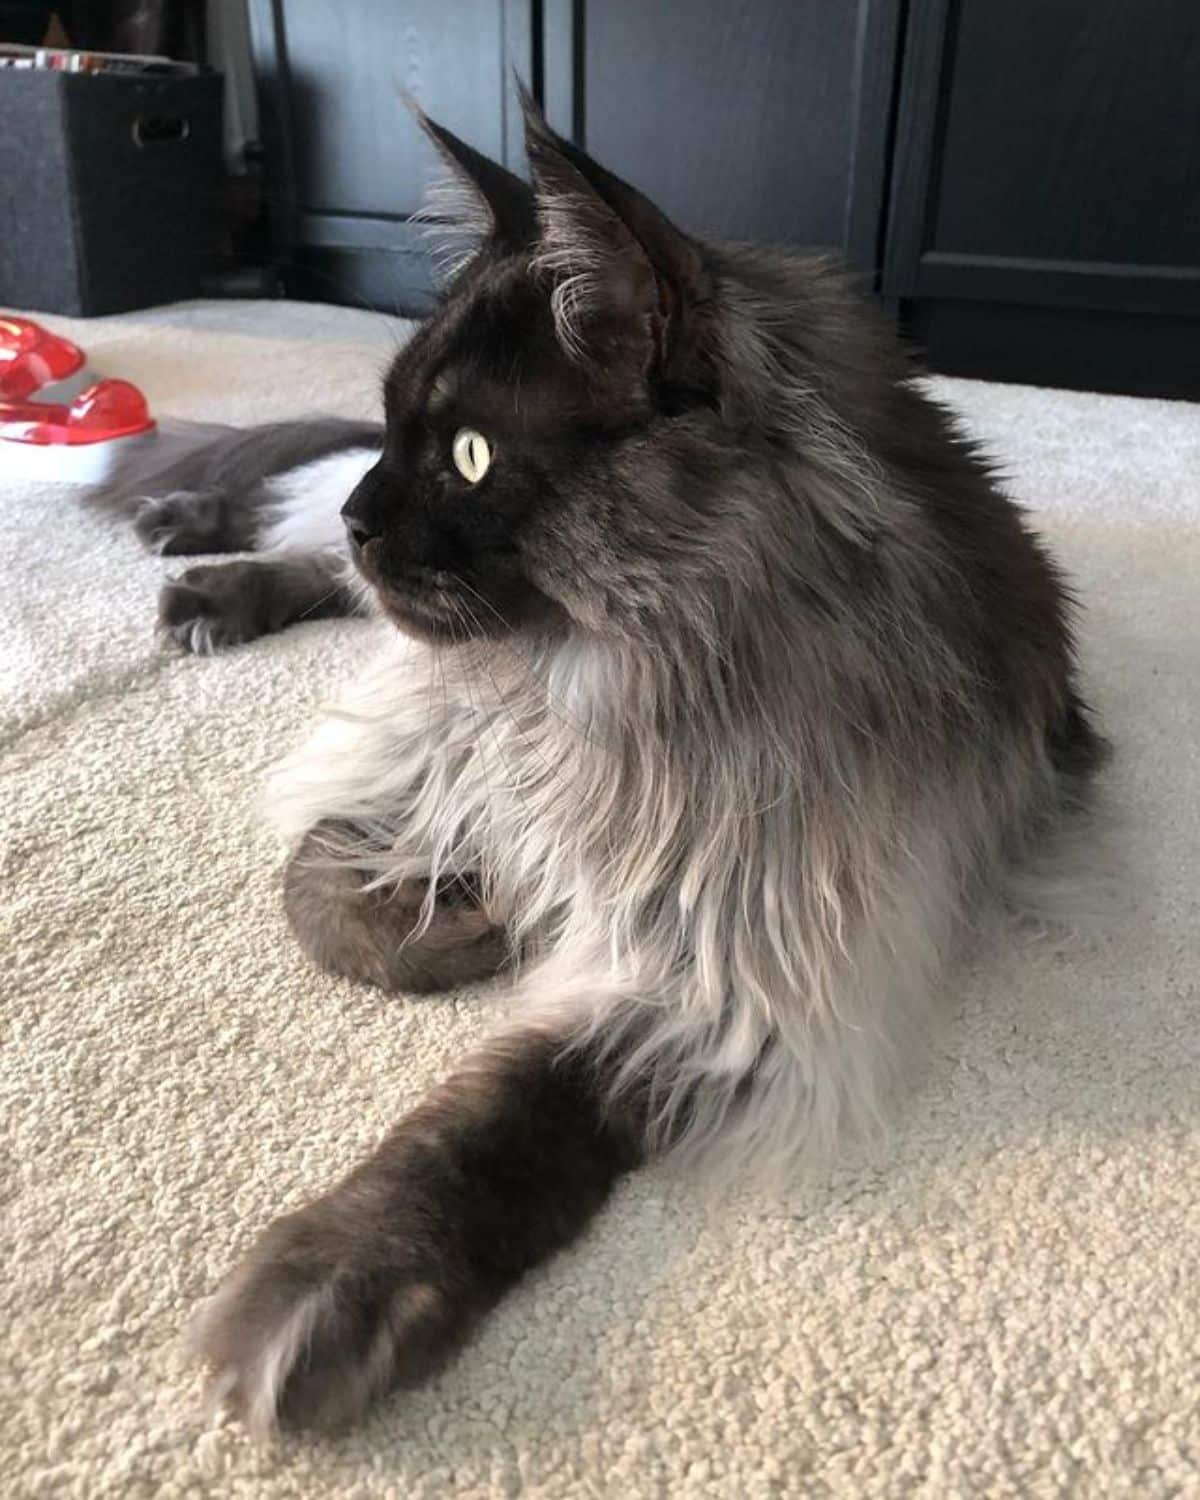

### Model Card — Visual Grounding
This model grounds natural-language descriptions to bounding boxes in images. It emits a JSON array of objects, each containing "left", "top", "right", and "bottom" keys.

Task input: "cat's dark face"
[
  {"left": 345, "top": 261, "right": 647, "bottom": 642},
  {"left": 341, "top": 100, "right": 717, "bottom": 645}
]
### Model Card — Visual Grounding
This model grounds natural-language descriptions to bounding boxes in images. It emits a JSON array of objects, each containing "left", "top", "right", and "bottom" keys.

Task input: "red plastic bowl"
[
  {"left": 0, "top": 379, "right": 155, "bottom": 446},
  {"left": 0, "top": 315, "right": 87, "bottom": 402}
]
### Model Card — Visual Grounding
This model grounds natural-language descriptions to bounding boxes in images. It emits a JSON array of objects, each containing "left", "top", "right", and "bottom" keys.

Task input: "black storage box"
[{"left": 0, "top": 68, "right": 224, "bottom": 316}]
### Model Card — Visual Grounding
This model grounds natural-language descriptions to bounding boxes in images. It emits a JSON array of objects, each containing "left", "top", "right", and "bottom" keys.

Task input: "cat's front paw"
[
  {"left": 159, "top": 563, "right": 267, "bottom": 654},
  {"left": 188, "top": 1201, "right": 465, "bottom": 1437}
]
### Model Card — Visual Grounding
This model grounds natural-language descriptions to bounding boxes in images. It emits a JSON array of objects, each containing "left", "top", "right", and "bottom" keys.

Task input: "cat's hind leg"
[
  {"left": 97, "top": 417, "right": 383, "bottom": 544},
  {"left": 137, "top": 444, "right": 384, "bottom": 562},
  {"left": 135, "top": 485, "right": 267, "bottom": 555},
  {"left": 282, "top": 821, "right": 510, "bottom": 993}
]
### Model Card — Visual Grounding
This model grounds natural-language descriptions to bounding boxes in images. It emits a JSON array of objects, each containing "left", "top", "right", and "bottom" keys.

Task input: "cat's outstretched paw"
[
  {"left": 135, "top": 490, "right": 239, "bottom": 556},
  {"left": 159, "top": 563, "right": 269, "bottom": 654},
  {"left": 188, "top": 1202, "right": 465, "bottom": 1437}
]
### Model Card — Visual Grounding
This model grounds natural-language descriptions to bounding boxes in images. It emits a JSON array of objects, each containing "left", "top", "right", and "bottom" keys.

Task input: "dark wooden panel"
[
  {"left": 287, "top": 245, "right": 438, "bottom": 316},
  {"left": 885, "top": 0, "right": 1200, "bottom": 300},
  {"left": 883, "top": 0, "right": 1200, "bottom": 393},
  {"left": 934, "top": 0, "right": 1200, "bottom": 268},
  {"left": 541, "top": 0, "right": 581, "bottom": 140},
  {"left": 577, "top": 0, "right": 859, "bottom": 247},
  {"left": 250, "top": 0, "right": 902, "bottom": 309},
  {"left": 908, "top": 300, "right": 1200, "bottom": 401},
  {"left": 914, "top": 253, "right": 1200, "bottom": 317},
  {"left": 278, "top": 0, "right": 532, "bottom": 218},
  {"left": 880, "top": 0, "right": 952, "bottom": 297},
  {"left": 247, "top": 0, "right": 301, "bottom": 255},
  {"left": 295, "top": 212, "right": 422, "bottom": 254},
  {"left": 247, "top": 0, "right": 535, "bottom": 308},
  {"left": 843, "top": 0, "right": 905, "bottom": 273}
]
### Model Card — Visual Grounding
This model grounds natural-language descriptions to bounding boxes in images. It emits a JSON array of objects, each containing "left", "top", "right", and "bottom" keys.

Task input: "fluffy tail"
[
  {"left": 92, "top": 416, "right": 384, "bottom": 518},
  {"left": 1003, "top": 691, "right": 1119, "bottom": 936}
]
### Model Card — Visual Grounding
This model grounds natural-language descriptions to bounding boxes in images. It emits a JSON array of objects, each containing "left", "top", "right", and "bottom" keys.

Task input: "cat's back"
[{"left": 707, "top": 236, "right": 1101, "bottom": 784}]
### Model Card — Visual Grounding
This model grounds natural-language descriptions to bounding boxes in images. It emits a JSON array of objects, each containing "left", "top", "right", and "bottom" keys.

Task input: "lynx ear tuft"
[
  {"left": 409, "top": 102, "right": 537, "bottom": 277},
  {"left": 517, "top": 84, "right": 713, "bottom": 396}
]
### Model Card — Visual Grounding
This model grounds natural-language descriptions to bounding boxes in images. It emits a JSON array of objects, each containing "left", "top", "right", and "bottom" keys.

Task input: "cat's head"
[{"left": 343, "top": 91, "right": 735, "bottom": 646}]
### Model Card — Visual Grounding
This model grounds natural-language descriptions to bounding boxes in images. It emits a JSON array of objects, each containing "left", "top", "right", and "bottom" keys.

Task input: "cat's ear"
[
  {"left": 518, "top": 86, "right": 713, "bottom": 394},
  {"left": 412, "top": 107, "right": 538, "bottom": 270}
]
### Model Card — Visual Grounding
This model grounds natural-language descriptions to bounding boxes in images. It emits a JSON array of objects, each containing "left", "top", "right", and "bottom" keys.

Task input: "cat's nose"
[
  {"left": 342, "top": 514, "right": 380, "bottom": 551},
  {"left": 341, "top": 463, "right": 387, "bottom": 550}
]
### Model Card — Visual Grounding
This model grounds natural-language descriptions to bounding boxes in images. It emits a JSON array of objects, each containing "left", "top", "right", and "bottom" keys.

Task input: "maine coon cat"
[{"left": 129, "top": 97, "right": 1106, "bottom": 1435}]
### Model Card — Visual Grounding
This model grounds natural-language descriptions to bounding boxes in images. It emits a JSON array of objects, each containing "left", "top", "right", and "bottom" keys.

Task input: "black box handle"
[{"left": 132, "top": 113, "right": 190, "bottom": 147}]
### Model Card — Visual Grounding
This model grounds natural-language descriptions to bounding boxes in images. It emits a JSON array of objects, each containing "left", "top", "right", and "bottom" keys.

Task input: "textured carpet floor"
[{"left": 2, "top": 302, "right": 1198, "bottom": 1499}]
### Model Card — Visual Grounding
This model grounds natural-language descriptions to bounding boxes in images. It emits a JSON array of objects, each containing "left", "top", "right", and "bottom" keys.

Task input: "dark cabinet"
[
  {"left": 248, "top": 0, "right": 1199, "bottom": 398},
  {"left": 884, "top": 0, "right": 1200, "bottom": 397},
  {"left": 247, "top": 0, "right": 535, "bottom": 310},
  {"left": 247, "top": 0, "right": 899, "bottom": 311},
  {"left": 542, "top": 0, "right": 898, "bottom": 263}
]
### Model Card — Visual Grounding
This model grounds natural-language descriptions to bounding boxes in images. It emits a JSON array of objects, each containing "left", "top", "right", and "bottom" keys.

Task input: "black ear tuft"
[
  {"left": 410, "top": 102, "right": 537, "bottom": 258},
  {"left": 516, "top": 83, "right": 713, "bottom": 397},
  {"left": 517, "top": 84, "right": 707, "bottom": 298}
]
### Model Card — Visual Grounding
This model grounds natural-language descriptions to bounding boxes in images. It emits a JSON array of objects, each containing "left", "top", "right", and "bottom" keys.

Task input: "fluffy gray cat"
[{"left": 107, "top": 97, "right": 1107, "bottom": 1436}]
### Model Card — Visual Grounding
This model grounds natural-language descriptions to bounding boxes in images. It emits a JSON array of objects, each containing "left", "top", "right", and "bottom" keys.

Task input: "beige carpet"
[{"left": 3, "top": 301, "right": 1198, "bottom": 1498}]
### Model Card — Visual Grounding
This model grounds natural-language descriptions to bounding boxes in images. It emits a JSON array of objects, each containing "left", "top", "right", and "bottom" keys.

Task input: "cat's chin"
[
  {"left": 367, "top": 571, "right": 565, "bottom": 644},
  {"left": 374, "top": 588, "right": 476, "bottom": 643},
  {"left": 353, "top": 549, "right": 483, "bottom": 642}
]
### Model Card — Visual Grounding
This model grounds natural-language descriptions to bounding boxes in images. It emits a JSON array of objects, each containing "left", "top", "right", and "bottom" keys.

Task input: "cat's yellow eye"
[{"left": 452, "top": 428, "right": 492, "bottom": 484}]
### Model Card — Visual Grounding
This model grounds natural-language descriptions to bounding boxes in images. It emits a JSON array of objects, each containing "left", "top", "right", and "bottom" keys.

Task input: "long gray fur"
[{"left": 166, "top": 96, "right": 1110, "bottom": 1437}]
